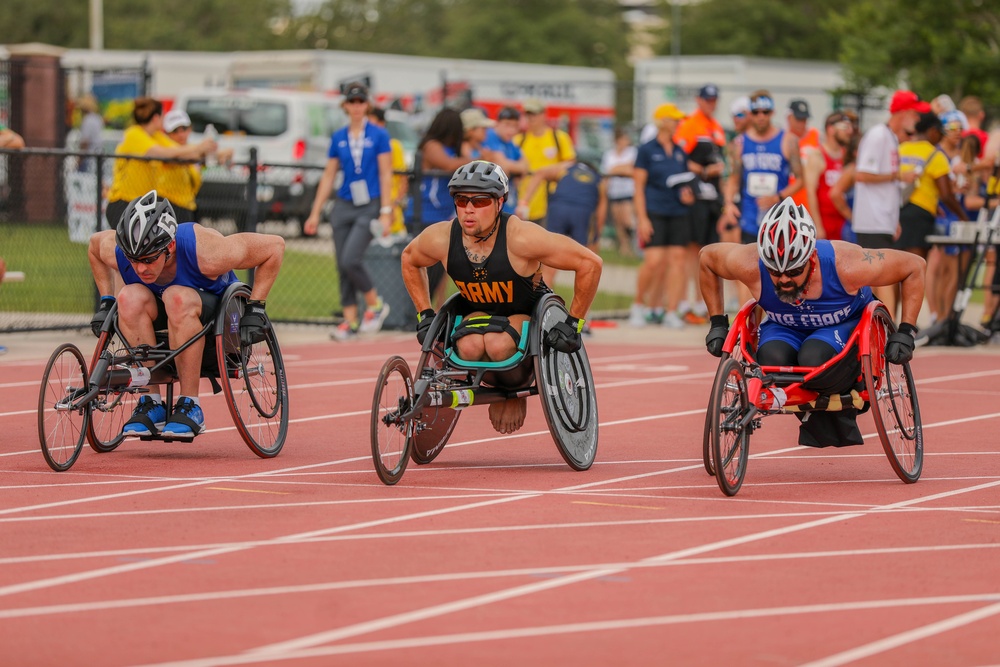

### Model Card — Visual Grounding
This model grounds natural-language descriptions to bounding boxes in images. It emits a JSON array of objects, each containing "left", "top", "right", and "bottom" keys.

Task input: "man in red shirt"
[{"left": 804, "top": 111, "right": 855, "bottom": 240}]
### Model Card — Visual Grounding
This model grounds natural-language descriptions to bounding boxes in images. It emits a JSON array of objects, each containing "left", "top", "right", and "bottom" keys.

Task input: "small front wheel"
[
  {"left": 710, "top": 357, "right": 751, "bottom": 496},
  {"left": 371, "top": 356, "right": 415, "bottom": 485},
  {"left": 38, "top": 344, "right": 90, "bottom": 472}
]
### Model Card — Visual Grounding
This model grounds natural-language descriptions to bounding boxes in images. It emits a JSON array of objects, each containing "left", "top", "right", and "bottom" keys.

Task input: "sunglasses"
[
  {"left": 454, "top": 194, "right": 496, "bottom": 209},
  {"left": 130, "top": 250, "right": 165, "bottom": 265},
  {"left": 767, "top": 263, "right": 808, "bottom": 278},
  {"left": 751, "top": 109, "right": 773, "bottom": 116}
]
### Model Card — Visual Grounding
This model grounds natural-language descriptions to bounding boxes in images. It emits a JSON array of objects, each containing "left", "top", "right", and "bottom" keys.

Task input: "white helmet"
[{"left": 757, "top": 197, "right": 817, "bottom": 274}]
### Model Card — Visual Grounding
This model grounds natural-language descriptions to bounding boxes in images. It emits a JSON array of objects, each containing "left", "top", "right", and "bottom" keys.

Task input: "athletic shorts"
[
  {"left": 895, "top": 203, "right": 935, "bottom": 250},
  {"left": 758, "top": 317, "right": 861, "bottom": 355},
  {"left": 854, "top": 232, "right": 895, "bottom": 249},
  {"left": 688, "top": 199, "right": 721, "bottom": 246},
  {"left": 546, "top": 204, "right": 592, "bottom": 246},
  {"left": 932, "top": 217, "right": 962, "bottom": 257},
  {"left": 152, "top": 289, "right": 222, "bottom": 331},
  {"left": 647, "top": 212, "right": 691, "bottom": 247}
]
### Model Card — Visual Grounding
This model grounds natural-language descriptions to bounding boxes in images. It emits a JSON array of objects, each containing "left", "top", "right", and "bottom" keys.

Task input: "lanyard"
[{"left": 348, "top": 123, "right": 367, "bottom": 175}]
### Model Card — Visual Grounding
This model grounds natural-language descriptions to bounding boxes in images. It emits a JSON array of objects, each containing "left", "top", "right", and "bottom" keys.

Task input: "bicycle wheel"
[
  {"left": 217, "top": 291, "right": 289, "bottom": 458},
  {"left": 38, "top": 344, "right": 89, "bottom": 472},
  {"left": 864, "top": 308, "right": 923, "bottom": 483},
  {"left": 371, "top": 356, "right": 414, "bottom": 485},
  {"left": 710, "top": 357, "right": 751, "bottom": 496},
  {"left": 409, "top": 345, "right": 461, "bottom": 465},
  {"left": 86, "top": 328, "right": 138, "bottom": 453}
]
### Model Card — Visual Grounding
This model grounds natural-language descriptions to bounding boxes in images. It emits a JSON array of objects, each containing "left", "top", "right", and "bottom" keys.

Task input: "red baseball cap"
[{"left": 889, "top": 90, "right": 931, "bottom": 114}]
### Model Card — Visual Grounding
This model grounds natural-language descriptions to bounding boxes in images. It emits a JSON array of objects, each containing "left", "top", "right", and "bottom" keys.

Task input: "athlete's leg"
[
  {"left": 162, "top": 285, "right": 205, "bottom": 398},
  {"left": 486, "top": 313, "right": 531, "bottom": 435}
]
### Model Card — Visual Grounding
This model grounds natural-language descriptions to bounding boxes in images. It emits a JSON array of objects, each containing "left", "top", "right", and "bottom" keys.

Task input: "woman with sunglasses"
[
  {"left": 304, "top": 82, "right": 394, "bottom": 341},
  {"left": 699, "top": 197, "right": 926, "bottom": 447}
]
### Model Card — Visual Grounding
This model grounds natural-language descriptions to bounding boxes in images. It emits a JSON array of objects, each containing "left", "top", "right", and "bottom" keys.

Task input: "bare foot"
[{"left": 488, "top": 397, "right": 527, "bottom": 434}]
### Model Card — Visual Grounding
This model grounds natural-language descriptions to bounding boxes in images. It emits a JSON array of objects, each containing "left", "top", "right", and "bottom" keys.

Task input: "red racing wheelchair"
[{"left": 703, "top": 300, "right": 922, "bottom": 496}]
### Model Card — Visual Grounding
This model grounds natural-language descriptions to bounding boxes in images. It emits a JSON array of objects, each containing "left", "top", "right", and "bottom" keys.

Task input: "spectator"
[
  {"left": 461, "top": 107, "right": 494, "bottom": 159},
  {"left": 959, "top": 95, "right": 998, "bottom": 174},
  {"left": 674, "top": 84, "right": 725, "bottom": 323},
  {"left": 77, "top": 94, "right": 105, "bottom": 172},
  {"left": 514, "top": 98, "right": 575, "bottom": 225},
  {"left": 367, "top": 106, "right": 409, "bottom": 236},
  {"left": 803, "top": 111, "right": 855, "bottom": 240},
  {"left": 303, "top": 82, "right": 394, "bottom": 341},
  {"left": 600, "top": 126, "right": 638, "bottom": 255},
  {"left": 0, "top": 121, "right": 25, "bottom": 149},
  {"left": 482, "top": 106, "right": 530, "bottom": 215},
  {"left": 158, "top": 109, "right": 203, "bottom": 223},
  {"left": 851, "top": 89, "right": 928, "bottom": 317},
  {"left": 630, "top": 103, "right": 696, "bottom": 329},
  {"left": 786, "top": 99, "right": 821, "bottom": 210},
  {"left": 105, "top": 97, "right": 217, "bottom": 229},
  {"left": 828, "top": 130, "right": 861, "bottom": 243}
]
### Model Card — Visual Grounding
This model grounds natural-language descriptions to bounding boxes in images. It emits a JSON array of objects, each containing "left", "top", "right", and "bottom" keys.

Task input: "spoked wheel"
[
  {"left": 38, "top": 344, "right": 90, "bottom": 472},
  {"left": 371, "top": 356, "right": 414, "bottom": 485},
  {"left": 217, "top": 288, "right": 289, "bottom": 458},
  {"left": 409, "top": 343, "right": 461, "bottom": 465},
  {"left": 87, "top": 328, "right": 138, "bottom": 453},
  {"left": 535, "top": 295, "right": 598, "bottom": 471},
  {"left": 710, "top": 357, "right": 751, "bottom": 496},
  {"left": 864, "top": 308, "right": 923, "bottom": 483}
]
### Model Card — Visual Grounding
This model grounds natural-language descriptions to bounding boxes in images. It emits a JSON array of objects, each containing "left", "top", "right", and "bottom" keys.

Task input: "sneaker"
[
  {"left": 359, "top": 298, "right": 391, "bottom": 333},
  {"left": 628, "top": 303, "right": 647, "bottom": 328},
  {"left": 160, "top": 398, "right": 205, "bottom": 440},
  {"left": 122, "top": 396, "right": 167, "bottom": 437},
  {"left": 330, "top": 321, "right": 359, "bottom": 341},
  {"left": 647, "top": 308, "right": 666, "bottom": 325},
  {"left": 683, "top": 311, "right": 708, "bottom": 325},
  {"left": 662, "top": 311, "right": 685, "bottom": 329}
]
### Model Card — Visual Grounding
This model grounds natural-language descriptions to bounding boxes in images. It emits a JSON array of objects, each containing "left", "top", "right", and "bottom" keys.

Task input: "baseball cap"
[
  {"left": 163, "top": 109, "right": 192, "bottom": 133},
  {"left": 497, "top": 106, "right": 521, "bottom": 121},
  {"left": 940, "top": 109, "right": 969, "bottom": 131},
  {"left": 788, "top": 99, "right": 810, "bottom": 120},
  {"left": 522, "top": 98, "right": 545, "bottom": 114},
  {"left": 698, "top": 84, "right": 719, "bottom": 100},
  {"left": 343, "top": 82, "right": 369, "bottom": 103},
  {"left": 653, "top": 103, "right": 685, "bottom": 122},
  {"left": 730, "top": 96, "right": 751, "bottom": 117},
  {"left": 461, "top": 108, "right": 496, "bottom": 131},
  {"left": 889, "top": 90, "right": 931, "bottom": 114}
]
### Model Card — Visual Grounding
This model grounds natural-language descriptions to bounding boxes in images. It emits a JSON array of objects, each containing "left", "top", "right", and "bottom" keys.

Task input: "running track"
[{"left": 1, "top": 329, "right": 999, "bottom": 666}]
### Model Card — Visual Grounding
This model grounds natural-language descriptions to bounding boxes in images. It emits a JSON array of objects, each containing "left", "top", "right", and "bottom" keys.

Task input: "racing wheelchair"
[
  {"left": 704, "top": 300, "right": 923, "bottom": 496},
  {"left": 37, "top": 282, "right": 289, "bottom": 472},
  {"left": 370, "top": 291, "right": 598, "bottom": 485}
]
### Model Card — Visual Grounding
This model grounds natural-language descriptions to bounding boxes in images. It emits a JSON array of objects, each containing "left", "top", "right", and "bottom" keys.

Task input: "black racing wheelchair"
[
  {"left": 704, "top": 300, "right": 923, "bottom": 496},
  {"left": 37, "top": 282, "right": 289, "bottom": 471},
  {"left": 370, "top": 292, "right": 599, "bottom": 485}
]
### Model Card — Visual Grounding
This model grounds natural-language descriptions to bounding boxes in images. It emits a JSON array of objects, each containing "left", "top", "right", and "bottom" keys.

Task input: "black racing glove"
[
  {"left": 705, "top": 314, "right": 730, "bottom": 358},
  {"left": 240, "top": 300, "right": 269, "bottom": 348},
  {"left": 416, "top": 309, "right": 435, "bottom": 345},
  {"left": 545, "top": 315, "right": 584, "bottom": 354},
  {"left": 885, "top": 322, "right": 917, "bottom": 365},
  {"left": 91, "top": 296, "right": 115, "bottom": 337}
]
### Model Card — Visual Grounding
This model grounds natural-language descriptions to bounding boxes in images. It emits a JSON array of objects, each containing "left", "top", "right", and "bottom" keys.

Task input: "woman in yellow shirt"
[{"left": 105, "top": 98, "right": 217, "bottom": 228}]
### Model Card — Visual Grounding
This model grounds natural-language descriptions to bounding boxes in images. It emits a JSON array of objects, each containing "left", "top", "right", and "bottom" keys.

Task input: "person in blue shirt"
[
  {"left": 304, "top": 82, "right": 394, "bottom": 341},
  {"left": 482, "top": 106, "right": 530, "bottom": 214},
  {"left": 699, "top": 198, "right": 926, "bottom": 447}
]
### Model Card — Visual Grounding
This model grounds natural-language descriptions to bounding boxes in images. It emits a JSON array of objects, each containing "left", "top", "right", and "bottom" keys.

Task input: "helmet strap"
[
  {"left": 792, "top": 255, "right": 817, "bottom": 306},
  {"left": 473, "top": 202, "right": 503, "bottom": 244}
]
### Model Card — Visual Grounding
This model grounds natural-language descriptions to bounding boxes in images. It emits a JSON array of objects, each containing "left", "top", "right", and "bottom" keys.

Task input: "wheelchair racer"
[
  {"left": 699, "top": 197, "right": 926, "bottom": 447},
  {"left": 88, "top": 190, "right": 285, "bottom": 440},
  {"left": 400, "top": 160, "right": 603, "bottom": 435}
]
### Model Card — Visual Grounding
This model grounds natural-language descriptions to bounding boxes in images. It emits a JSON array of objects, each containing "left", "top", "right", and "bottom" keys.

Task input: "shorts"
[
  {"left": 688, "top": 199, "right": 722, "bottom": 246},
  {"left": 152, "top": 289, "right": 221, "bottom": 330},
  {"left": 759, "top": 317, "right": 860, "bottom": 356},
  {"left": 932, "top": 217, "right": 962, "bottom": 257},
  {"left": 647, "top": 212, "right": 692, "bottom": 248},
  {"left": 895, "top": 203, "right": 935, "bottom": 250},
  {"left": 854, "top": 232, "right": 895, "bottom": 249},
  {"left": 546, "top": 204, "right": 592, "bottom": 246}
]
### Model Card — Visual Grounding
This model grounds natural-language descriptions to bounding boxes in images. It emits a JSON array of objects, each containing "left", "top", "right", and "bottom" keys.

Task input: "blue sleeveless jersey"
[
  {"left": 741, "top": 130, "right": 790, "bottom": 235},
  {"left": 548, "top": 162, "right": 600, "bottom": 214},
  {"left": 757, "top": 240, "right": 873, "bottom": 331},
  {"left": 115, "top": 222, "right": 238, "bottom": 298}
]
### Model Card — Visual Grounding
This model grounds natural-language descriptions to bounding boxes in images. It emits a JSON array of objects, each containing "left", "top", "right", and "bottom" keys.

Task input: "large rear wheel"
[{"left": 38, "top": 344, "right": 90, "bottom": 472}]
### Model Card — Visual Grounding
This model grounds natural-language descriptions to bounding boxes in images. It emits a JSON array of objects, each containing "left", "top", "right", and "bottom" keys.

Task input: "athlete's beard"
[{"left": 776, "top": 280, "right": 808, "bottom": 305}]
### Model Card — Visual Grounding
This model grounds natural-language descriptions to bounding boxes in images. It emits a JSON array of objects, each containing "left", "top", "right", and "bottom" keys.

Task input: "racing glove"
[
  {"left": 545, "top": 315, "right": 584, "bottom": 354},
  {"left": 91, "top": 296, "right": 115, "bottom": 337},
  {"left": 884, "top": 322, "right": 917, "bottom": 365},
  {"left": 705, "top": 314, "right": 730, "bottom": 358},
  {"left": 240, "top": 300, "right": 269, "bottom": 348},
  {"left": 416, "top": 309, "right": 435, "bottom": 345}
]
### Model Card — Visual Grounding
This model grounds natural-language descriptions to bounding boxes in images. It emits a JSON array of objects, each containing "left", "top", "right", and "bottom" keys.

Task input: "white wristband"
[{"left": 380, "top": 206, "right": 393, "bottom": 214}]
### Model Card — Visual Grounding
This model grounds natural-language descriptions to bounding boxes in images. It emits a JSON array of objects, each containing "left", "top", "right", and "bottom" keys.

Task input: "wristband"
[
  {"left": 897, "top": 322, "right": 918, "bottom": 337},
  {"left": 417, "top": 309, "right": 435, "bottom": 323},
  {"left": 380, "top": 206, "right": 393, "bottom": 214},
  {"left": 101, "top": 295, "right": 116, "bottom": 304},
  {"left": 709, "top": 314, "right": 729, "bottom": 329},
  {"left": 566, "top": 315, "right": 585, "bottom": 333}
]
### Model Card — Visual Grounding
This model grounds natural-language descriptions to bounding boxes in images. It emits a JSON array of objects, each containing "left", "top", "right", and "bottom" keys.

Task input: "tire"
[
  {"left": 216, "top": 285, "right": 289, "bottom": 458},
  {"left": 86, "top": 327, "right": 138, "bottom": 453},
  {"left": 371, "top": 356, "right": 414, "bottom": 485},
  {"left": 710, "top": 357, "right": 751, "bottom": 496},
  {"left": 864, "top": 307, "right": 923, "bottom": 483},
  {"left": 703, "top": 351, "right": 735, "bottom": 477},
  {"left": 534, "top": 295, "right": 598, "bottom": 471},
  {"left": 409, "top": 344, "right": 461, "bottom": 465},
  {"left": 38, "top": 344, "right": 89, "bottom": 472}
]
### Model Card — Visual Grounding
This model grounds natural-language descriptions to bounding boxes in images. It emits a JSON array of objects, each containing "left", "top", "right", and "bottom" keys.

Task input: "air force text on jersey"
[{"left": 764, "top": 304, "right": 855, "bottom": 328}]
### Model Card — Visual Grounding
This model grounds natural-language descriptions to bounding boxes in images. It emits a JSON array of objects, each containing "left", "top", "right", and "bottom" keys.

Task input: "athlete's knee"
[
  {"left": 757, "top": 340, "right": 797, "bottom": 366},
  {"left": 117, "top": 284, "right": 154, "bottom": 320},
  {"left": 162, "top": 286, "right": 202, "bottom": 321},
  {"left": 455, "top": 334, "right": 485, "bottom": 361},
  {"left": 798, "top": 339, "right": 838, "bottom": 368},
  {"left": 483, "top": 333, "right": 517, "bottom": 362}
]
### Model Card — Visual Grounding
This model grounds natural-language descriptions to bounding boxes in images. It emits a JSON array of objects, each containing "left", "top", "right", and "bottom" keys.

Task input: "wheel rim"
[
  {"left": 409, "top": 345, "right": 460, "bottom": 465},
  {"left": 220, "top": 330, "right": 288, "bottom": 458},
  {"left": 712, "top": 359, "right": 749, "bottom": 495},
  {"left": 38, "top": 344, "right": 89, "bottom": 471},
  {"left": 371, "top": 357, "right": 413, "bottom": 484},
  {"left": 87, "top": 331, "right": 136, "bottom": 453}
]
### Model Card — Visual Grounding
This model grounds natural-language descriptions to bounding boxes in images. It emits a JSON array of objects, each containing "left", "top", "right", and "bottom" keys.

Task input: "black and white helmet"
[
  {"left": 116, "top": 190, "right": 178, "bottom": 260},
  {"left": 448, "top": 160, "right": 509, "bottom": 198},
  {"left": 757, "top": 197, "right": 817, "bottom": 274}
]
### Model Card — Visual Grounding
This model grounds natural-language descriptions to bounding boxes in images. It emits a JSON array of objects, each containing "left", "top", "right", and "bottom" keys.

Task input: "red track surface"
[{"left": 2, "top": 330, "right": 999, "bottom": 666}]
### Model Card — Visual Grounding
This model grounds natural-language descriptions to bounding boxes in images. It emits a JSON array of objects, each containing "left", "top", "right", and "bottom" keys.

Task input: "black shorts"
[
  {"left": 895, "top": 203, "right": 935, "bottom": 250},
  {"left": 647, "top": 212, "right": 692, "bottom": 247},
  {"left": 688, "top": 199, "right": 722, "bottom": 246},
  {"left": 151, "top": 290, "right": 222, "bottom": 330},
  {"left": 854, "top": 232, "right": 895, "bottom": 249}
]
